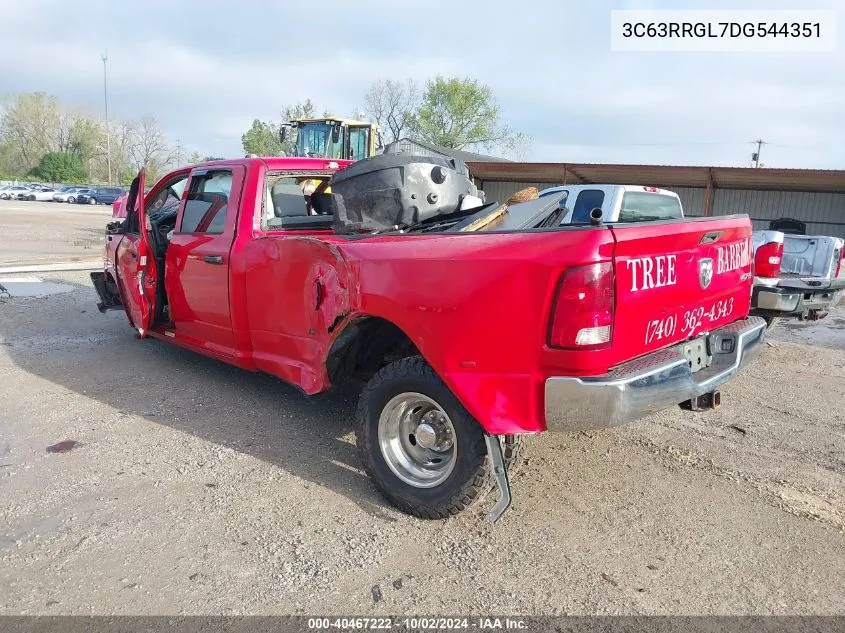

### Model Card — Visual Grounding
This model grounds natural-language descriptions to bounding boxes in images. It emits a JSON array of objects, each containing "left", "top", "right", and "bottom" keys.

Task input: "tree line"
[
  {"left": 242, "top": 76, "right": 530, "bottom": 159},
  {"left": 0, "top": 92, "right": 211, "bottom": 185},
  {"left": 1, "top": 76, "right": 529, "bottom": 185}
]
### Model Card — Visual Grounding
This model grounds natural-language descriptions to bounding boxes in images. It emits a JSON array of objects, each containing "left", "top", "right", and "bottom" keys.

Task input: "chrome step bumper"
[{"left": 544, "top": 317, "right": 766, "bottom": 432}]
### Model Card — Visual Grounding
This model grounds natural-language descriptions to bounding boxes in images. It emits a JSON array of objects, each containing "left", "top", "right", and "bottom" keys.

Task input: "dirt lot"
[
  {"left": 0, "top": 207, "right": 843, "bottom": 615},
  {"left": 0, "top": 200, "right": 110, "bottom": 267}
]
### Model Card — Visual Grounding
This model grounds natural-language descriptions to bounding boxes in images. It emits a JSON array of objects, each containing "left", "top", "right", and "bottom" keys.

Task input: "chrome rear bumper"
[
  {"left": 753, "top": 280, "right": 844, "bottom": 315},
  {"left": 544, "top": 317, "right": 766, "bottom": 432}
]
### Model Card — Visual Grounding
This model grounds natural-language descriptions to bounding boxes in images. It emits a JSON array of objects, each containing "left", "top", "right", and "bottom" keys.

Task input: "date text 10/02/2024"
[{"left": 307, "top": 616, "right": 528, "bottom": 630}]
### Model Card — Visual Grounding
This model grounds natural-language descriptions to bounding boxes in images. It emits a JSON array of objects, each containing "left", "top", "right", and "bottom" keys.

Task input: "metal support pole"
[{"left": 102, "top": 51, "right": 112, "bottom": 185}]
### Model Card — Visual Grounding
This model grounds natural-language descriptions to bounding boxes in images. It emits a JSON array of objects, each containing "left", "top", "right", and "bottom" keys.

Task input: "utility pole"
[
  {"left": 102, "top": 51, "right": 112, "bottom": 185},
  {"left": 751, "top": 139, "right": 765, "bottom": 168}
]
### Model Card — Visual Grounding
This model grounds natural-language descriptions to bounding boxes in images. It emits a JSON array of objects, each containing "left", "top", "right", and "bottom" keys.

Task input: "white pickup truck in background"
[
  {"left": 751, "top": 229, "right": 844, "bottom": 327},
  {"left": 538, "top": 184, "right": 845, "bottom": 328},
  {"left": 538, "top": 184, "right": 683, "bottom": 223}
]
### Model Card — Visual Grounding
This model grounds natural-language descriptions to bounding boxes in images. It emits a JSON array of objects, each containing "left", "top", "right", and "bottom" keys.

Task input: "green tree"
[
  {"left": 188, "top": 151, "right": 203, "bottom": 163},
  {"left": 408, "top": 76, "right": 513, "bottom": 150},
  {"left": 242, "top": 100, "right": 322, "bottom": 157},
  {"left": 33, "top": 152, "right": 86, "bottom": 182},
  {"left": 242, "top": 119, "right": 283, "bottom": 156},
  {"left": 0, "top": 92, "right": 62, "bottom": 174},
  {"left": 284, "top": 99, "right": 316, "bottom": 122},
  {"left": 67, "top": 117, "right": 105, "bottom": 180},
  {"left": 0, "top": 140, "right": 17, "bottom": 179}
]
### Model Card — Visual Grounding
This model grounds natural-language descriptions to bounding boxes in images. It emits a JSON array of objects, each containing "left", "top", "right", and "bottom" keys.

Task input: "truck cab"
[{"left": 539, "top": 184, "right": 683, "bottom": 224}]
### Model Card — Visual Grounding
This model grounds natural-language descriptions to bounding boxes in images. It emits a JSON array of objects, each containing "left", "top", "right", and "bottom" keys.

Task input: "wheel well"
[{"left": 326, "top": 317, "right": 421, "bottom": 385}]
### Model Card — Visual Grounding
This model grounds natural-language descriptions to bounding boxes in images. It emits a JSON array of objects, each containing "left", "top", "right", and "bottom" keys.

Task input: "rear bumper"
[
  {"left": 752, "top": 278, "right": 845, "bottom": 315},
  {"left": 544, "top": 317, "right": 766, "bottom": 432}
]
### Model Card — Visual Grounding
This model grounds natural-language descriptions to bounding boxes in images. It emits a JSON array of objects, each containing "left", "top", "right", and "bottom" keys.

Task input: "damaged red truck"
[{"left": 91, "top": 156, "right": 765, "bottom": 521}]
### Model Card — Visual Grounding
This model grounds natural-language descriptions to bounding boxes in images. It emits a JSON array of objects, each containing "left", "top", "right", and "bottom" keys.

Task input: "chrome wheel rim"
[{"left": 377, "top": 392, "right": 457, "bottom": 488}]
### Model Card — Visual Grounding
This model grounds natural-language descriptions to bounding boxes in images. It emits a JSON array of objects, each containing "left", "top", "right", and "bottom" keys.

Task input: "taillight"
[
  {"left": 754, "top": 241, "right": 783, "bottom": 278},
  {"left": 548, "top": 262, "right": 614, "bottom": 349}
]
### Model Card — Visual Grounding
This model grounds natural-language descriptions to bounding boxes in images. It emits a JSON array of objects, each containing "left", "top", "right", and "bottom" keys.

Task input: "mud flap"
[{"left": 484, "top": 434, "right": 512, "bottom": 523}]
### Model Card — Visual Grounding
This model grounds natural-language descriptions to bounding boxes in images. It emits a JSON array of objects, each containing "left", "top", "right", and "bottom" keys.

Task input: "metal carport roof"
[{"left": 466, "top": 162, "right": 845, "bottom": 193}]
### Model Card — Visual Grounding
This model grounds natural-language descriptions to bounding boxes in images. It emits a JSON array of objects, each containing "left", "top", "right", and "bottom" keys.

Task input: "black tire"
[
  {"left": 356, "top": 356, "right": 488, "bottom": 519},
  {"left": 88, "top": 197, "right": 97, "bottom": 205},
  {"left": 356, "top": 355, "right": 521, "bottom": 519}
]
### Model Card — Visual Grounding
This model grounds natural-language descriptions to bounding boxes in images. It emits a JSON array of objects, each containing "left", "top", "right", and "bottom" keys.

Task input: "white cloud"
[{"left": 0, "top": 0, "right": 843, "bottom": 167}]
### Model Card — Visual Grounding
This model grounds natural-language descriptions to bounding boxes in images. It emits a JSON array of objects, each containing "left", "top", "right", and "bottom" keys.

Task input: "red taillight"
[
  {"left": 548, "top": 262, "right": 614, "bottom": 349},
  {"left": 754, "top": 241, "right": 783, "bottom": 278}
]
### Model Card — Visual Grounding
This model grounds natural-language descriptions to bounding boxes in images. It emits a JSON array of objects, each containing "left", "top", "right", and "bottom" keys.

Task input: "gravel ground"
[
  {"left": 0, "top": 200, "right": 110, "bottom": 266},
  {"left": 0, "top": 270, "right": 843, "bottom": 616}
]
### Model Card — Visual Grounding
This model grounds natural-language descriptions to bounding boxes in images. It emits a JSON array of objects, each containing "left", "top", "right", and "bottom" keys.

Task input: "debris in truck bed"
[
  {"left": 507, "top": 187, "right": 539, "bottom": 204},
  {"left": 468, "top": 191, "right": 567, "bottom": 231},
  {"left": 456, "top": 203, "right": 509, "bottom": 232},
  {"left": 331, "top": 154, "right": 480, "bottom": 234}
]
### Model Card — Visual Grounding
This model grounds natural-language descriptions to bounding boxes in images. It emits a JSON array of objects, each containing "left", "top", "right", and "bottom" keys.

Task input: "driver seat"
[{"left": 271, "top": 182, "right": 308, "bottom": 217}]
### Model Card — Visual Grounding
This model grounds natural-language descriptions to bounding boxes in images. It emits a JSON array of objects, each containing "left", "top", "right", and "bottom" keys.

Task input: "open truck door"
[{"left": 114, "top": 169, "right": 158, "bottom": 337}]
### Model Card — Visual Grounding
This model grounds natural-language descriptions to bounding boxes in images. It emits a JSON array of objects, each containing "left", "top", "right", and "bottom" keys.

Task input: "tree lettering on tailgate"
[{"left": 626, "top": 255, "right": 677, "bottom": 292}]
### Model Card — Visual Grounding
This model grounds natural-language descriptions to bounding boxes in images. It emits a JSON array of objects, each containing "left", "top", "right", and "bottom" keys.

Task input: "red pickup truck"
[{"left": 91, "top": 156, "right": 765, "bottom": 521}]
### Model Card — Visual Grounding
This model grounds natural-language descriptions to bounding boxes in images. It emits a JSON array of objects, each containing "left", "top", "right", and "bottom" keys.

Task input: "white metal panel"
[{"left": 713, "top": 189, "right": 845, "bottom": 238}]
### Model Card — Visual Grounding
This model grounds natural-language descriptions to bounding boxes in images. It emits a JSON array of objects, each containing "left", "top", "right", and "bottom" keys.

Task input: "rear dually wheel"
[{"left": 355, "top": 355, "right": 522, "bottom": 519}]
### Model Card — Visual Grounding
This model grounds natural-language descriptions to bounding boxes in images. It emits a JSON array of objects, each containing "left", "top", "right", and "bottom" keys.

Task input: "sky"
[{"left": 1, "top": 0, "right": 843, "bottom": 168}]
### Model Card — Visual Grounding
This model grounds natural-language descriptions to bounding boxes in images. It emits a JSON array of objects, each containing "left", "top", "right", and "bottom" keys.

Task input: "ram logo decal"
[{"left": 699, "top": 258, "right": 714, "bottom": 290}]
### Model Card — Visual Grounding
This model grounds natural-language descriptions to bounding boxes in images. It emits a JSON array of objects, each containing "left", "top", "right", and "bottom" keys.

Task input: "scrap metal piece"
[{"left": 457, "top": 203, "right": 508, "bottom": 232}]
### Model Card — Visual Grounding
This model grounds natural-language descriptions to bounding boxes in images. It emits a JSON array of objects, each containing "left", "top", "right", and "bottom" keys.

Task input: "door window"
[
  {"left": 147, "top": 174, "right": 188, "bottom": 215},
  {"left": 179, "top": 170, "right": 233, "bottom": 234},
  {"left": 348, "top": 127, "right": 370, "bottom": 160}
]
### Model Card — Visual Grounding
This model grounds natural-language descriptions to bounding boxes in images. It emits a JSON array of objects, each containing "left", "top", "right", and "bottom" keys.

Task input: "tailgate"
[
  {"left": 609, "top": 217, "right": 753, "bottom": 366},
  {"left": 781, "top": 235, "right": 842, "bottom": 280}
]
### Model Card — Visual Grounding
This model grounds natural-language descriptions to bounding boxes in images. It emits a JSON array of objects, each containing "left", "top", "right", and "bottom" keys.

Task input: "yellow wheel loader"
[{"left": 281, "top": 117, "right": 381, "bottom": 161}]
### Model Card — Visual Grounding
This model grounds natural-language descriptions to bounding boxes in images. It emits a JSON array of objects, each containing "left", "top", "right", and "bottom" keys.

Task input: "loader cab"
[{"left": 283, "top": 118, "right": 381, "bottom": 162}]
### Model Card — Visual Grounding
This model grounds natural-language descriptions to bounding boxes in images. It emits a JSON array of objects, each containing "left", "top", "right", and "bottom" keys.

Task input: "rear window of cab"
[{"left": 619, "top": 192, "right": 683, "bottom": 222}]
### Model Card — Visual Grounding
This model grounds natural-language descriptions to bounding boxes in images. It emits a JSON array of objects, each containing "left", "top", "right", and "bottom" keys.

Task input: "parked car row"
[{"left": 0, "top": 184, "right": 126, "bottom": 204}]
